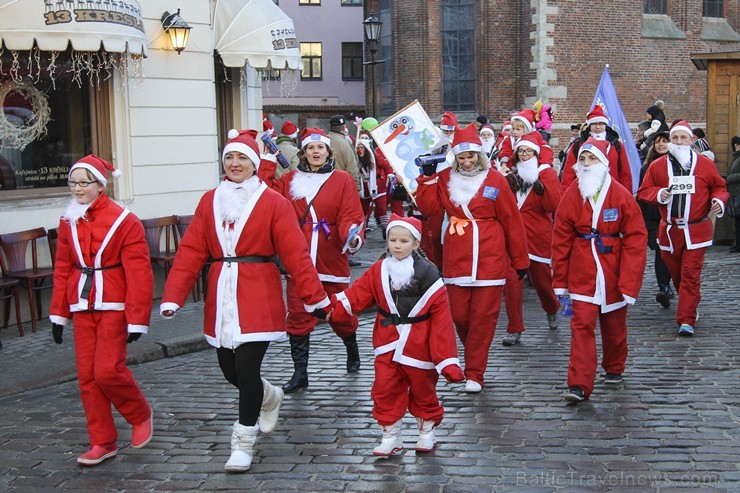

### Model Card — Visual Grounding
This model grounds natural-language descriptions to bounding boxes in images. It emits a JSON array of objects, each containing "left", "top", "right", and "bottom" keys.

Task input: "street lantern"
[
  {"left": 363, "top": 13, "right": 383, "bottom": 117},
  {"left": 161, "top": 9, "right": 191, "bottom": 54}
]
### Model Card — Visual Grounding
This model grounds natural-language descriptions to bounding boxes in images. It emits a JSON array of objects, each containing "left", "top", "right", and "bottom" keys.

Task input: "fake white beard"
[
  {"left": 62, "top": 198, "right": 92, "bottom": 224},
  {"left": 668, "top": 143, "right": 693, "bottom": 170},
  {"left": 448, "top": 168, "right": 488, "bottom": 207},
  {"left": 290, "top": 170, "right": 331, "bottom": 201},
  {"left": 576, "top": 161, "right": 608, "bottom": 199},
  {"left": 590, "top": 131, "right": 607, "bottom": 140},
  {"left": 517, "top": 157, "right": 539, "bottom": 185},
  {"left": 387, "top": 255, "right": 415, "bottom": 290},
  {"left": 481, "top": 137, "right": 495, "bottom": 155},
  {"left": 218, "top": 176, "right": 259, "bottom": 225}
]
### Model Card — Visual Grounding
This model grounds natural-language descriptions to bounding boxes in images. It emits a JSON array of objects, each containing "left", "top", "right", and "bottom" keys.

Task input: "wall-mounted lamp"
[{"left": 161, "top": 9, "right": 191, "bottom": 54}]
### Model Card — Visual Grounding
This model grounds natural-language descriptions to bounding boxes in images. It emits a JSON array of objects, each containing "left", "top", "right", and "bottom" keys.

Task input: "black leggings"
[{"left": 216, "top": 342, "right": 269, "bottom": 426}]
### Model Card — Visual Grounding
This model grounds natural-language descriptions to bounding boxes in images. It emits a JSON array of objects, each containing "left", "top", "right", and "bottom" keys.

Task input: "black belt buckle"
[
  {"left": 380, "top": 314, "right": 402, "bottom": 327},
  {"left": 80, "top": 266, "right": 94, "bottom": 275}
]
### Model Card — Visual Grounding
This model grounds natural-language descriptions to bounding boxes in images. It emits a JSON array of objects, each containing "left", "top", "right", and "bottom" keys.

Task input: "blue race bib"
[
  {"left": 603, "top": 208, "right": 618, "bottom": 222},
  {"left": 482, "top": 186, "right": 499, "bottom": 201}
]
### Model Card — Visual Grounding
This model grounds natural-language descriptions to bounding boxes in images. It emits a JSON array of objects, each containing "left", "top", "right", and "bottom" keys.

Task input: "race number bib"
[{"left": 670, "top": 175, "right": 695, "bottom": 195}]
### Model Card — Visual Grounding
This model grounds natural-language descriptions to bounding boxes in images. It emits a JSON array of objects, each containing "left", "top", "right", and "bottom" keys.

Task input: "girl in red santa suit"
[
  {"left": 552, "top": 138, "right": 647, "bottom": 403},
  {"left": 415, "top": 123, "right": 530, "bottom": 393},
  {"left": 500, "top": 133, "right": 563, "bottom": 346},
  {"left": 260, "top": 128, "right": 366, "bottom": 393},
  {"left": 160, "top": 129, "right": 330, "bottom": 472},
  {"left": 329, "top": 215, "right": 464, "bottom": 455},
  {"left": 50, "top": 155, "right": 154, "bottom": 466},
  {"left": 497, "top": 111, "right": 554, "bottom": 172},
  {"left": 356, "top": 134, "right": 393, "bottom": 237}
]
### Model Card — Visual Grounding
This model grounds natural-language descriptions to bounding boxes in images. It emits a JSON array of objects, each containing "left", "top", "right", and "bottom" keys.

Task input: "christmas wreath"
[{"left": 0, "top": 80, "right": 51, "bottom": 151}]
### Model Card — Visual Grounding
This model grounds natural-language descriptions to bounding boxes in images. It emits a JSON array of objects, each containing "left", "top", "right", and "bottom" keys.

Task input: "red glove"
[{"left": 441, "top": 365, "right": 465, "bottom": 383}]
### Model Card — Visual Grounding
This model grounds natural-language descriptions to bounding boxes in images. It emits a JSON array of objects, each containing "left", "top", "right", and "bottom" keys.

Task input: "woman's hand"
[{"left": 162, "top": 309, "right": 176, "bottom": 318}]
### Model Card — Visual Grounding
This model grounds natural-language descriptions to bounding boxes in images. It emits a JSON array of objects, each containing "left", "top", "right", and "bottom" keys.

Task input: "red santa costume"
[
  {"left": 415, "top": 123, "right": 530, "bottom": 392},
  {"left": 493, "top": 120, "right": 513, "bottom": 169},
  {"left": 331, "top": 215, "right": 463, "bottom": 455},
  {"left": 552, "top": 138, "right": 646, "bottom": 402},
  {"left": 261, "top": 128, "right": 366, "bottom": 393},
  {"left": 560, "top": 105, "right": 633, "bottom": 193},
  {"left": 502, "top": 133, "right": 562, "bottom": 343},
  {"left": 636, "top": 121, "right": 729, "bottom": 333},
  {"left": 50, "top": 155, "right": 153, "bottom": 465},
  {"left": 356, "top": 135, "right": 392, "bottom": 233}
]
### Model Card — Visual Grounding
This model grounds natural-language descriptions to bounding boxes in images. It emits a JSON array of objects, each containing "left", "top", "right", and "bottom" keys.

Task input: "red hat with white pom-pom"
[
  {"left": 69, "top": 154, "right": 121, "bottom": 187},
  {"left": 386, "top": 213, "right": 422, "bottom": 240},
  {"left": 300, "top": 128, "right": 331, "bottom": 149},
  {"left": 223, "top": 129, "right": 261, "bottom": 169},
  {"left": 514, "top": 132, "right": 541, "bottom": 155},
  {"left": 586, "top": 105, "right": 609, "bottom": 125},
  {"left": 511, "top": 109, "right": 536, "bottom": 133}
]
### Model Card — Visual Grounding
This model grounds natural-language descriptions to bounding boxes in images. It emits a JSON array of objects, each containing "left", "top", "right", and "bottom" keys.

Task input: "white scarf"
[
  {"left": 217, "top": 176, "right": 259, "bottom": 225},
  {"left": 290, "top": 170, "right": 331, "bottom": 201},
  {"left": 62, "top": 198, "right": 93, "bottom": 224},
  {"left": 448, "top": 169, "right": 488, "bottom": 207},
  {"left": 517, "top": 156, "right": 539, "bottom": 185},
  {"left": 668, "top": 143, "right": 693, "bottom": 170},
  {"left": 387, "top": 255, "right": 415, "bottom": 291},
  {"left": 576, "top": 161, "right": 608, "bottom": 199}
]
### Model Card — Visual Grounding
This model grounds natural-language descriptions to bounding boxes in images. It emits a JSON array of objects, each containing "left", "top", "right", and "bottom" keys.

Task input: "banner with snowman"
[{"left": 369, "top": 100, "right": 444, "bottom": 196}]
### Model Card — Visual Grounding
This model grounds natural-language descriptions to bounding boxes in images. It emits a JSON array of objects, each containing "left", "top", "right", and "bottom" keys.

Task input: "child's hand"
[{"left": 442, "top": 365, "right": 465, "bottom": 383}]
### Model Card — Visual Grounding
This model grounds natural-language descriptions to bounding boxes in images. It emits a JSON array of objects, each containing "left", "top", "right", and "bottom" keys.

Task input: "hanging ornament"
[{"left": 0, "top": 80, "right": 51, "bottom": 151}]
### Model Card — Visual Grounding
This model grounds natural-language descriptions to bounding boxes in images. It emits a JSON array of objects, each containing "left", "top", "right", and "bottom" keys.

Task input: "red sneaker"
[
  {"left": 77, "top": 443, "right": 118, "bottom": 466},
  {"left": 131, "top": 412, "right": 153, "bottom": 448}
]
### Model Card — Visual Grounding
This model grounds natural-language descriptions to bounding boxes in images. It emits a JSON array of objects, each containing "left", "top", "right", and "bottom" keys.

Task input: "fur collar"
[
  {"left": 290, "top": 170, "right": 333, "bottom": 201},
  {"left": 448, "top": 169, "right": 488, "bottom": 207}
]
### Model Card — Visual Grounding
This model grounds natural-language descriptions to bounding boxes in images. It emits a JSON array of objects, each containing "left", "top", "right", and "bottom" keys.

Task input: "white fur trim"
[
  {"left": 578, "top": 142, "right": 609, "bottom": 167},
  {"left": 301, "top": 133, "right": 331, "bottom": 148},
  {"left": 228, "top": 129, "right": 240, "bottom": 139},
  {"left": 304, "top": 296, "right": 330, "bottom": 312},
  {"left": 160, "top": 302, "right": 180, "bottom": 319},
  {"left": 69, "top": 163, "right": 106, "bottom": 186},
  {"left": 515, "top": 139, "right": 540, "bottom": 155},
  {"left": 670, "top": 124, "right": 692, "bottom": 139},
  {"left": 222, "top": 143, "right": 260, "bottom": 170},
  {"left": 511, "top": 115, "right": 534, "bottom": 133},
  {"left": 448, "top": 169, "right": 487, "bottom": 207},
  {"left": 586, "top": 115, "right": 609, "bottom": 125},
  {"left": 452, "top": 142, "right": 482, "bottom": 155},
  {"left": 386, "top": 220, "right": 421, "bottom": 240}
]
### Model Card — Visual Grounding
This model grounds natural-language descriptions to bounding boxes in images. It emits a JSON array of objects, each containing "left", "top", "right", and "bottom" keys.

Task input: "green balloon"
[{"left": 361, "top": 117, "right": 379, "bottom": 131}]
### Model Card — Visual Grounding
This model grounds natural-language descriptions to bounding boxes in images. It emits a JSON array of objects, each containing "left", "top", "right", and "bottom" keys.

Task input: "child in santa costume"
[
  {"left": 415, "top": 123, "right": 530, "bottom": 393},
  {"left": 259, "top": 128, "right": 366, "bottom": 393},
  {"left": 560, "top": 105, "right": 633, "bottom": 193},
  {"left": 552, "top": 138, "right": 647, "bottom": 403},
  {"left": 636, "top": 121, "right": 728, "bottom": 336},
  {"left": 356, "top": 134, "right": 392, "bottom": 237},
  {"left": 497, "top": 110, "right": 554, "bottom": 172},
  {"left": 160, "top": 129, "right": 330, "bottom": 472},
  {"left": 501, "top": 133, "right": 562, "bottom": 346},
  {"left": 49, "top": 155, "right": 154, "bottom": 466},
  {"left": 329, "top": 214, "right": 464, "bottom": 455}
]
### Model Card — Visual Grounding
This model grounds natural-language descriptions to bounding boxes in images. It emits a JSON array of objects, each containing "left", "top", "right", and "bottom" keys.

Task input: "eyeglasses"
[
  {"left": 516, "top": 148, "right": 535, "bottom": 156},
  {"left": 67, "top": 180, "right": 96, "bottom": 188}
]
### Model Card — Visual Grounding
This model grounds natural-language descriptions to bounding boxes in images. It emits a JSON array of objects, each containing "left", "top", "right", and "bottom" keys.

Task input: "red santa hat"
[
  {"left": 450, "top": 123, "right": 483, "bottom": 155},
  {"left": 263, "top": 118, "right": 276, "bottom": 136},
  {"left": 514, "top": 133, "right": 541, "bottom": 156},
  {"left": 479, "top": 124, "right": 496, "bottom": 138},
  {"left": 511, "top": 109, "right": 536, "bottom": 133},
  {"left": 386, "top": 213, "right": 422, "bottom": 241},
  {"left": 223, "top": 129, "right": 261, "bottom": 169},
  {"left": 578, "top": 137, "right": 610, "bottom": 168},
  {"left": 300, "top": 128, "right": 331, "bottom": 149},
  {"left": 280, "top": 120, "right": 299, "bottom": 138},
  {"left": 669, "top": 120, "right": 693, "bottom": 138},
  {"left": 586, "top": 105, "right": 609, "bottom": 125},
  {"left": 440, "top": 111, "right": 458, "bottom": 131},
  {"left": 69, "top": 154, "right": 121, "bottom": 187},
  {"left": 501, "top": 120, "right": 512, "bottom": 133}
]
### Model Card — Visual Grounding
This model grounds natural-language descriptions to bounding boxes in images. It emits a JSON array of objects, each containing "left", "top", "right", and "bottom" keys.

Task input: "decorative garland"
[{"left": 0, "top": 80, "right": 51, "bottom": 151}]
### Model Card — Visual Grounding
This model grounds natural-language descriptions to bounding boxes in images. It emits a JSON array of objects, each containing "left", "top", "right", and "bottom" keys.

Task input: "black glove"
[
  {"left": 52, "top": 323, "right": 64, "bottom": 344},
  {"left": 312, "top": 308, "right": 329, "bottom": 320},
  {"left": 516, "top": 269, "right": 528, "bottom": 281},
  {"left": 505, "top": 171, "right": 521, "bottom": 193},
  {"left": 532, "top": 179, "right": 545, "bottom": 196},
  {"left": 127, "top": 333, "right": 142, "bottom": 344},
  {"left": 421, "top": 162, "right": 438, "bottom": 177}
]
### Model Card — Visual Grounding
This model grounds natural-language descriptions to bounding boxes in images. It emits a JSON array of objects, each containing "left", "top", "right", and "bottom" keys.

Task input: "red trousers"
[
  {"left": 388, "top": 198, "right": 405, "bottom": 216},
  {"left": 74, "top": 311, "right": 150, "bottom": 446},
  {"left": 361, "top": 196, "right": 388, "bottom": 225},
  {"left": 286, "top": 279, "right": 357, "bottom": 337},
  {"left": 660, "top": 231, "right": 705, "bottom": 326},
  {"left": 421, "top": 212, "right": 445, "bottom": 267},
  {"left": 504, "top": 261, "right": 560, "bottom": 332},
  {"left": 446, "top": 284, "right": 503, "bottom": 386},
  {"left": 371, "top": 352, "right": 443, "bottom": 426},
  {"left": 568, "top": 301, "right": 628, "bottom": 398}
]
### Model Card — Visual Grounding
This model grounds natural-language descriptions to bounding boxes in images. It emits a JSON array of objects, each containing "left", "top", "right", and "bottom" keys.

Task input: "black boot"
[
  {"left": 283, "top": 334, "right": 310, "bottom": 393},
  {"left": 656, "top": 284, "right": 671, "bottom": 308},
  {"left": 342, "top": 333, "right": 361, "bottom": 373}
]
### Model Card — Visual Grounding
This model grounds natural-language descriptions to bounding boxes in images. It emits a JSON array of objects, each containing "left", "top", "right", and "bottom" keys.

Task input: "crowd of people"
[{"left": 47, "top": 103, "right": 732, "bottom": 471}]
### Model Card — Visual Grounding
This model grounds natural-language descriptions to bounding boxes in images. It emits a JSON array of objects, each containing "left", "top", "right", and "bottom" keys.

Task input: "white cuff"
[
  {"left": 336, "top": 291, "right": 353, "bottom": 315},
  {"left": 49, "top": 315, "right": 70, "bottom": 326},
  {"left": 348, "top": 235, "right": 363, "bottom": 254},
  {"left": 261, "top": 153, "right": 277, "bottom": 163},
  {"left": 623, "top": 295, "right": 636, "bottom": 305},
  {"left": 657, "top": 188, "right": 671, "bottom": 204},
  {"left": 160, "top": 302, "right": 181, "bottom": 319},
  {"left": 554, "top": 288, "right": 569, "bottom": 296},
  {"left": 435, "top": 358, "right": 461, "bottom": 374},
  {"left": 304, "top": 296, "right": 330, "bottom": 312},
  {"left": 127, "top": 324, "right": 148, "bottom": 334},
  {"left": 712, "top": 198, "right": 725, "bottom": 218}
]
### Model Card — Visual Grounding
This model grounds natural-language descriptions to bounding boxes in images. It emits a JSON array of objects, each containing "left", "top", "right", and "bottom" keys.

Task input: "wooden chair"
[
  {"left": 141, "top": 216, "right": 179, "bottom": 277},
  {"left": 47, "top": 227, "right": 59, "bottom": 268},
  {"left": 0, "top": 227, "right": 54, "bottom": 333},
  {"left": 0, "top": 251, "right": 24, "bottom": 336},
  {"left": 176, "top": 215, "right": 205, "bottom": 302}
]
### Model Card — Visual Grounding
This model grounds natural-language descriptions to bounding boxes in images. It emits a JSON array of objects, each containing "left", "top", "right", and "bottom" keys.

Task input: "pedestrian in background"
[
  {"left": 726, "top": 135, "right": 740, "bottom": 253},
  {"left": 274, "top": 120, "right": 300, "bottom": 178},
  {"left": 328, "top": 115, "right": 362, "bottom": 192},
  {"left": 160, "top": 129, "right": 330, "bottom": 472},
  {"left": 50, "top": 155, "right": 154, "bottom": 466},
  {"left": 357, "top": 134, "right": 392, "bottom": 236}
]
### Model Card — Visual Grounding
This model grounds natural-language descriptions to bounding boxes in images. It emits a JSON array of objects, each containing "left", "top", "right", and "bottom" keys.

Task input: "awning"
[
  {"left": 0, "top": 0, "right": 147, "bottom": 56},
  {"left": 214, "top": 0, "right": 300, "bottom": 70}
]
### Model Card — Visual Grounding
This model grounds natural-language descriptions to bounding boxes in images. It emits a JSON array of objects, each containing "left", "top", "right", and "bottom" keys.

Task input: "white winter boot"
[
  {"left": 224, "top": 421, "right": 258, "bottom": 473},
  {"left": 372, "top": 419, "right": 403, "bottom": 456},
  {"left": 414, "top": 417, "right": 436, "bottom": 452},
  {"left": 259, "top": 378, "right": 284, "bottom": 434}
]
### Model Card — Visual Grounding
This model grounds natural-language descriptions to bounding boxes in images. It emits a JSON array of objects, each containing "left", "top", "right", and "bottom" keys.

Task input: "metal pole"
[{"left": 370, "top": 47, "right": 377, "bottom": 117}]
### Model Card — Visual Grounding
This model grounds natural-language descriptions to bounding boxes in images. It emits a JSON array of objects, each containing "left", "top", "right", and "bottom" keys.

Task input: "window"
[
  {"left": 300, "top": 42, "right": 322, "bottom": 80},
  {"left": 341, "top": 0, "right": 363, "bottom": 5},
  {"left": 342, "top": 43, "right": 363, "bottom": 80},
  {"left": 644, "top": 0, "right": 667, "bottom": 14},
  {"left": 379, "top": 0, "right": 394, "bottom": 115},
  {"left": 441, "top": 0, "right": 476, "bottom": 112},
  {"left": 299, "top": 0, "right": 320, "bottom": 4},
  {"left": 703, "top": 0, "right": 723, "bottom": 17}
]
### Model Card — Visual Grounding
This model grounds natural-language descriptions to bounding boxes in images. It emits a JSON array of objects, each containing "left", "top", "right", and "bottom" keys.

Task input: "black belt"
[
  {"left": 662, "top": 215, "right": 709, "bottom": 226},
  {"left": 74, "top": 263, "right": 122, "bottom": 299},
  {"left": 575, "top": 229, "right": 619, "bottom": 254},
  {"left": 213, "top": 256, "right": 274, "bottom": 263},
  {"left": 378, "top": 307, "right": 431, "bottom": 327}
]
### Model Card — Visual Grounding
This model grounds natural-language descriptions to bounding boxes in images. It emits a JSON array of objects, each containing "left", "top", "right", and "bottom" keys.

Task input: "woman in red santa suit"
[
  {"left": 552, "top": 138, "right": 647, "bottom": 403},
  {"left": 260, "top": 128, "right": 365, "bottom": 393},
  {"left": 356, "top": 134, "right": 392, "bottom": 237},
  {"left": 160, "top": 129, "right": 330, "bottom": 472},
  {"left": 50, "top": 155, "right": 154, "bottom": 466},
  {"left": 415, "top": 123, "right": 530, "bottom": 393},
  {"left": 330, "top": 215, "right": 464, "bottom": 455},
  {"left": 500, "top": 133, "right": 562, "bottom": 346}
]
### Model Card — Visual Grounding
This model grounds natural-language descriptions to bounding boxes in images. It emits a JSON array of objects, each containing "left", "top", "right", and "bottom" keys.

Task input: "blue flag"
[{"left": 591, "top": 66, "right": 640, "bottom": 192}]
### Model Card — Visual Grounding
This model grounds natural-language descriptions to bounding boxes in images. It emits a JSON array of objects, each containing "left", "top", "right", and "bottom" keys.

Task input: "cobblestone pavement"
[{"left": 0, "top": 231, "right": 738, "bottom": 492}]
